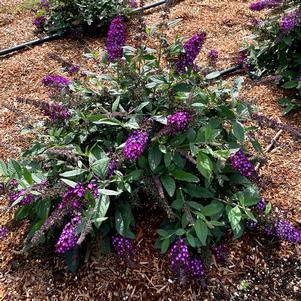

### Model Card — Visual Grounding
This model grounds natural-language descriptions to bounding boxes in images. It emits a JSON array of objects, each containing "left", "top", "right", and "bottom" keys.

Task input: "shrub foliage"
[{"left": 1, "top": 18, "right": 267, "bottom": 274}]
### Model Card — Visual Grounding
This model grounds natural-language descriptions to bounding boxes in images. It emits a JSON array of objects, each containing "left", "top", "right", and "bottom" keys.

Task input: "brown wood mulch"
[{"left": 0, "top": 0, "right": 301, "bottom": 300}]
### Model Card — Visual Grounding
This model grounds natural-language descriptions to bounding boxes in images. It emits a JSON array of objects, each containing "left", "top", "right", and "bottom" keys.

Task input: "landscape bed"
[{"left": 0, "top": 0, "right": 301, "bottom": 300}]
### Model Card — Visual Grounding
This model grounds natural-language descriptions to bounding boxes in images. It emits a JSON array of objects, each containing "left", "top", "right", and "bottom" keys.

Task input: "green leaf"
[
  {"left": 265, "top": 202, "right": 272, "bottom": 215},
  {"left": 235, "top": 187, "right": 260, "bottom": 207},
  {"left": 148, "top": 145, "right": 162, "bottom": 171},
  {"left": 23, "top": 168, "right": 33, "bottom": 185},
  {"left": 197, "top": 152, "right": 213, "bottom": 180},
  {"left": 281, "top": 80, "right": 298, "bottom": 89},
  {"left": 60, "top": 178, "right": 77, "bottom": 188},
  {"left": 99, "top": 189, "right": 121, "bottom": 196},
  {"left": 160, "top": 175, "right": 176, "bottom": 197},
  {"left": 187, "top": 233, "right": 196, "bottom": 247},
  {"left": 60, "top": 169, "right": 85, "bottom": 178},
  {"left": 171, "top": 170, "right": 199, "bottom": 183},
  {"left": 201, "top": 201, "right": 224, "bottom": 216},
  {"left": 91, "top": 158, "right": 109, "bottom": 179},
  {"left": 161, "top": 238, "right": 170, "bottom": 253},
  {"left": 164, "top": 153, "right": 172, "bottom": 167},
  {"left": 157, "top": 229, "right": 169, "bottom": 237},
  {"left": 228, "top": 206, "right": 242, "bottom": 231},
  {"left": 194, "top": 219, "right": 208, "bottom": 245},
  {"left": 0, "top": 160, "right": 7, "bottom": 176},
  {"left": 115, "top": 210, "right": 125, "bottom": 235},
  {"left": 232, "top": 121, "right": 245, "bottom": 143},
  {"left": 183, "top": 184, "right": 213, "bottom": 198},
  {"left": 175, "top": 229, "right": 186, "bottom": 236},
  {"left": 36, "top": 199, "right": 51, "bottom": 220},
  {"left": 65, "top": 248, "right": 80, "bottom": 273}
]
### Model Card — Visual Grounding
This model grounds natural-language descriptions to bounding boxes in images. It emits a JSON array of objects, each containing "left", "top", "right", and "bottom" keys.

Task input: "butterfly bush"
[
  {"left": 246, "top": 0, "right": 301, "bottom": 111},
  {"left": 1, "top": 17, "right": 300, "bottom": 277},
  {"left": 33, "top": 0, "right": 132, "bottom": 33}
]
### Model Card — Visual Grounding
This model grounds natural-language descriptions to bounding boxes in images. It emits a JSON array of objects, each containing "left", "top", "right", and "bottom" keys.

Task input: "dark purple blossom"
[
  {"left": 190, "top": 258, "right": 205, "bottom": 278},
  {"left": 212, "top": 243, "right": 228, "bottom": 261},
  {"left": 168, "top": 239, "right": 205, "bottom": 279},
  {"left": 175, "top": 32, "right": 206, "bottom": 74},
  {"left": 42, "top": 102, "right": 71, "bottom": 122},
  {"left": 9, "top": 190, "right": 35, "bottom": 206},
  {"left": 230, "top": 150, "right": 257, "bottom": 179},
  {"left": 168, "top": 239, "right": 190, "bottom": 274},
  {"left": 208, "top": 49, "right": 219, "bottom": 61},
  {"left": 128, "top": 0, "right": 138, "bottom": 8},
  {"left": 249, "top": 0, "right": 282, "bottom": 11},
  {"left": 0, "top": 226, "right": 9, "bottom": 240},
  {"left": 42, "top": 75, "right": 71, "bottom": 88},
  {"left": 33, "top": 15, "right": 45, "bottom": 27},
  {"left": 255, "top": 198, "right": 266, "bottom": 212},
  {"left": 59, "top": 183, "right": 86, "bottom": 210},
  {"left": 108, "top": 159, "right": 117, "bottom": 178},
  {"left": 279, "top": 11, "right": 300, "bottom": 32},
  {"left": 297, "top": 73, "right": 301, "bottom": 83},
  {"left": 112, "top": 236, "right": 134, "bottom": 262},
  {"left": 274, "top": 219, "right": 301, "bottom": 244},
  {"left": 55, "top": 214, "right": 81, "bottom": 254},
  {"left": 123, "top": 130, "right": 149, "bottom": 161},
  {"left": 68, "top": 65, "right": 79, "bottom": 74},
  {"left": 106, "top": 16, "right": 127, "bottom": 62},
  {"left": 167, "top": 111, "right": 192, "bottom": 135}
]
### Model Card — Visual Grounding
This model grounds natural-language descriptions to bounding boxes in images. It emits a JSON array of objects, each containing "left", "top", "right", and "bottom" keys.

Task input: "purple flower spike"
[
  {"left": 42, "top": 75, "right": 71, "bottom": 88},
  {"left": 112, "top": 236, "right": 134, "bottom": 261},
  {"left": 274, "top": 220, "right": 301, "bottom": 244},
  {"left": 59, "top": 183, "right": 86, "bottom": 210},
  {"left": 33, "top": 15, "right": 46, "bottom": 27},
  {"left": 279, "top": 11, "right": 300, "bottom": 32},
  {"left": 106, "top": 16, "right": 127, "bottom": 62},
  {"left": 168, "top": 239, "right": 190, "bottom": 274},
  {"left": 167, "top": 111, "right": 192, "bottom": 135},
  {"left": 0, "top": 226, "right": 9, "bottom": 240},
  {"left": 123, "top": 130, "right": 149, "bottom": 161},
  {"left": 9, "top": 190, "right": 35, "bottom": 206},
  {"left": 190, "top": 258, "right": 205, "bottom": 278},
  {"left": 230, "top": 150, "right": 256, "bottom": 179},
  {"left": 249, "top": 0, "right": 282, "bottom": 11},
  {"left": 55, "top": 214, "right": 81, "bottom": 254},
  {"left": 212, "top": 243, "right": 228, "bottom": 261},
  {"left": 108, "top": 159, "right": 117, "bottom": 178},
  {"left": 175, "top": 32, "right": 206, "bottom": 74},
  {"left": 42, "top": 102, "right": 71, "bottom": 122}
]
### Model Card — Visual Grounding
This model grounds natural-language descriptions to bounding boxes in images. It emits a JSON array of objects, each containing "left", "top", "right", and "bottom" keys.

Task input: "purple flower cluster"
[
  {"left": 208, "top": 49, "right": 219, "bottom": 61},
  {"left": 33, "top": 15, "right": 45, "bottom": 27},
  {"left": 55, "top": 214, "right": 81, "bottom": 254},
  {"left": 59, "top": 183, "right": 86, "bottom": 210},
  {"left": 112, "top": 236, "right": 134, "bottom": 261},
  {"left": 42, "top": 75, "right": 71, "bottom": 89},
  {"left": 255, "top": 198, "right": 266, "bottom": 212},
  {"left": 212, "top": 243, "right": 228, "bottom": 261},
  {"left": 123, "top": 130, "right": 149, "bottom": 161},
  {"left": 106, "top": 16, "right": 127, "bottom": 62},
  {"left": 230, "top": 150, "right": 256, "bottom": 179},
  {"left": 68, "top": 65, "right": 79, "bottom": 74},
  {"left": 128, "top": 0, "right": 138, "bottom": 8},
  {"left": 279, "top": 11, "right": 300, "bottom": 32},
  {"left": 42, "top": 102, "right": 71, "bottom": 122},
  {"left": 0, "top": 226, "right": 9, "bottom": 240},
  {"left": 274, "top": 220, "right": 301, "bottom": 244},
  {"left": 9, "top": 190, "right": 35, "bottom": 206},
  {"left": 108, "top": 159, "right": 117, "bottom": 178},
  {"left": 175, "top": 32, "right": 207, "bottom": 74},
  {"left": 168, "top": 239, "right": 205, "bottom": 279},
  {"left": 249, "top": 0, "right": 282, "bottom": 11},
  {"left": 167, "top": 111, "right": 192, "bottom": 135}
]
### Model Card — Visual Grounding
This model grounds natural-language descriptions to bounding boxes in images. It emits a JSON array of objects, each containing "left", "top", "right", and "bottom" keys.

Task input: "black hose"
[
  {"left": 0, "top": 1, "right": 168, "bottom": 57},
  {"left": 132, "top": 0, "right": 166, "bottom": 13},
  {"left": 0, "top": 33, "right": 63, "bottom": 57},
  {"left": 205, "top": 65, "right": 243, "bottom": 80}
]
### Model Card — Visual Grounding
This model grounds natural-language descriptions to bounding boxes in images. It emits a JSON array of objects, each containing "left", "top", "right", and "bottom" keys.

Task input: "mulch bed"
[{"left": 0, "top": 0, "right": 301, "bottom": 300}]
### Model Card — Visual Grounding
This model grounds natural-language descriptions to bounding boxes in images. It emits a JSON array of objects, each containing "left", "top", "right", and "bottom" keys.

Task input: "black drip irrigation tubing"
[{"left": 0, "top": 0, "right": 168, "bottom": 57}]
